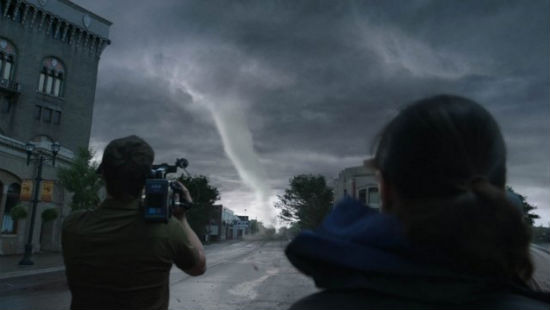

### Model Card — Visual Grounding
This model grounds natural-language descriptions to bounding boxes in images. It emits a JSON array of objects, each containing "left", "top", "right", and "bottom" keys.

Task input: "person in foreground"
[
  {"left": 286, "top": 95, "right": 550, "bottom": 309},
  {"left": 62, "top": 135, "right": 206, "bottom": 310}
]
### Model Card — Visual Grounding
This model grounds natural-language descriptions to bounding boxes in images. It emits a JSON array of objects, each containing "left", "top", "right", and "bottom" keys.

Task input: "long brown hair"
[{"left": 372, "top": 95, "right": 533, "bottom": 283}]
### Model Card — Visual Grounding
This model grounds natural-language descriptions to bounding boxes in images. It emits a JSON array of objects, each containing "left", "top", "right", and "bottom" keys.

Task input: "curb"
[
  {"left": 0, "top": 269, "right": 67, "bottom": 297},
  {"left": 0, "top": 266, "right": 65, "bottom": 280},
  {"left": 532, "top": 244, "right": 550, "bottom": 254}
]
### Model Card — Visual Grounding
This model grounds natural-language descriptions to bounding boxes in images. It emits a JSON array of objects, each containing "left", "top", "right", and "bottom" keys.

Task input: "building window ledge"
[
  {"left": 0, "top": 233, "right": 18, "bottom": 237},
  {"left": 0, "top": 79, "right": 21, "bottom": 93},
  {"left": 36, "top": 91, "right": 65, "bottom": 103}
]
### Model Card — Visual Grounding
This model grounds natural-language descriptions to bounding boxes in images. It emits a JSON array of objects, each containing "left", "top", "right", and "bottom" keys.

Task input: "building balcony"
[{"left": 0, "top": 78, "right": 21, "bottom": 94}]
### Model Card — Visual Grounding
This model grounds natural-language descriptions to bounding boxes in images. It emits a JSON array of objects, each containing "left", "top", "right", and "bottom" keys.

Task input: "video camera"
[{"left": 143, "top": 158, "right": 193, "bottom": 222}]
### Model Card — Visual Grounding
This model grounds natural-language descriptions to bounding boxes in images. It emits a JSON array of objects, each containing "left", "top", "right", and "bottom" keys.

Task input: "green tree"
[
  {"left": 531, "top": 225, "right": 550, "bottom": 244},
  {"left": 58, "top": 148, "right": 103, "bottom": 211},
  {"left": 288, "top": 222, "right": 302, "bottom": 238},
  {"left": 249, "top": 219, "right": 261, "bottom": 234},
  {"left": 264, "top": 227, "right": 276, "bottom": 239},
  {"left": 41, "top": 208, "right": 59, "bottom": 222},
  {"left": 275, "top": 174, "right": 334, "bottom": 230},
  {"left": 506, "top": 186, "right": 540, "bottom": 226},
  {"left": 9, "top": 204, "right": 28, "bottom": 220},
  {"left": 178, "top": 175, "right": 220, "bottom": 240}
]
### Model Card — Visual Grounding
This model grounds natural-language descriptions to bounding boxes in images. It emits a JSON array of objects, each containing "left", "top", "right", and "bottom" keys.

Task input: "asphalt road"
[
  {"left": 529, "top": 245, "right": 550, "bottom": 292},
  {"left": 0, "top": 240, "right": 319, "bottom": 310},
  {"left": 1, "top": 241, "right": 548, "bottom": 310}
]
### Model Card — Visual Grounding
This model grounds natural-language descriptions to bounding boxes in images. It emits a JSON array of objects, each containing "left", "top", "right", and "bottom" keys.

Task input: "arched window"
[
  {"left": 0, "top": 38, "right": 16, "bottom": 82},
  {"left": 1, "top": 183, "right": 21, "bottom": 234},
  {"left": 38, "top": 57, "right": 65, "bottom": 97}
]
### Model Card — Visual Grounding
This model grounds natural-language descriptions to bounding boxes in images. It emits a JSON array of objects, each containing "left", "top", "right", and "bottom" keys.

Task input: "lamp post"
[{"left": 19, "top": 141, "right": 60, "bottom": 265}]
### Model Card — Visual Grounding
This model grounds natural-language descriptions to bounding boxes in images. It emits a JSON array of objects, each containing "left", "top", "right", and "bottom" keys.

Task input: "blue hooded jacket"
[{"left": 285, "top": 198, "right": 548, "bottom": 306}]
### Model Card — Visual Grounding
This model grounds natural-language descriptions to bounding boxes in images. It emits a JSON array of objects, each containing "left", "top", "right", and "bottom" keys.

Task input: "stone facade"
[{"left": 0, "top": 0, "right": 110, "bottom": 255}]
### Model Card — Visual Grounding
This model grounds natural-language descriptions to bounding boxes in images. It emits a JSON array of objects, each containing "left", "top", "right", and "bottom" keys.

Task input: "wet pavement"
[
  {"left": 0, "top": 252, "right": 64, "bottom": 279},
  {"left": 1, "top": 241, "right": 548, "bottom": 309},
  {"left": 0, "top": 240, "right": 318, "bottom": 310},
  {"left": 167, "top": 240, "right": 317, "bottom": 310},
  {"left": 529, "top": 245, "right": 550, "bottom": 292}
]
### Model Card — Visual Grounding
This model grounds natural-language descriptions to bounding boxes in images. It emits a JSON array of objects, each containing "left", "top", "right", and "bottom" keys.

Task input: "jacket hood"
[{"left": 285, "top": 198, "right": 512, "bottom": 304}]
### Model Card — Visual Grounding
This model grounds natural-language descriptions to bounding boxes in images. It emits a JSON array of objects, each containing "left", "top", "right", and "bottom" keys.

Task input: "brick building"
[{"left": 0, "top": 0, "right": 110, "bottom": 255}]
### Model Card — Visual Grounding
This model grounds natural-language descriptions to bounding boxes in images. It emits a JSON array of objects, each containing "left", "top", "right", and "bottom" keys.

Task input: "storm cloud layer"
[{"left": 74, "top": 0, "right": 549, "bottom": 226}]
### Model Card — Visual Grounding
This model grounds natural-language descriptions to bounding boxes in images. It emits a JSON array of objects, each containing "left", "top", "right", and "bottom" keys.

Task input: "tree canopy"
[
  {"left": 507, "top": 186, "right": 540, "bottom": 226},
  {"left": 57, "top": 148, "right": 103, "bottom": 211},
  {"left": 275, "top": 174, "right": 334, "bottom": 230},
  {"left": 249, "top": 219, "right": 261, "bottom": 234},
  {"left": 178, "top": 175, "right": 220, "bottom": 240}
]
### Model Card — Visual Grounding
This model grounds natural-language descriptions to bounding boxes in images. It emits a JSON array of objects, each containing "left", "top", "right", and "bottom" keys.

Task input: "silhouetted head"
[
  {"left": 373, "top": 95, "right": 506, "bottom": 201},
  {"left": 97, "top": 135, "right": 154, "bottom": 200},
  {"left": 371, "top": 95, "right": 532, "bottom": 283}
]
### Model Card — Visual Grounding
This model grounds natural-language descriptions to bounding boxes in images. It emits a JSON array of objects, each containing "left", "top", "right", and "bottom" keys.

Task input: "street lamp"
[
  {"left": 25, "top": 142, "right": 35, "bottom": 165},
  {"left": 19, "top": 141, "right": 60, "bottom": 265},
  {"left": 51, "top": 141, "right": 60, "bottom": 166}
]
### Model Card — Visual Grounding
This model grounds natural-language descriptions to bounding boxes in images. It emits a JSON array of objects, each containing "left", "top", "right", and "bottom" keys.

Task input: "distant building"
[
  {"left": 211, "top": 208, "right": 250, "bottom": 241},
  {"left": 0, "top": 0, "right": 110, "bottom": 254},
  {"left": 333, "top": 165, "right": 381, "bottom": 209},
  {"left": 205, "top": 204, "right": 223, "bottom": 242},
  {"left": 235, "top": 216, "right": 249, "bottom": 238},
  {"left": 221, "top": 207, "right": 236, "bottom": 240}
]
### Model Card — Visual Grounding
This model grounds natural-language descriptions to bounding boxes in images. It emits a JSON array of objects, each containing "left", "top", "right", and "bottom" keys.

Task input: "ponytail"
[
  {"left": 399, "top": 177, "right": 533, "bottom": 284},
  {"left": 469, "top": 178, "right": 533, "bottom": 282}
]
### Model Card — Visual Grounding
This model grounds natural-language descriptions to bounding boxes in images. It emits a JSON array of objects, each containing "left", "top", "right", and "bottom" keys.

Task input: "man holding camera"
[{"left": 62, "top": 135, "right": 206, "bottom": 310}]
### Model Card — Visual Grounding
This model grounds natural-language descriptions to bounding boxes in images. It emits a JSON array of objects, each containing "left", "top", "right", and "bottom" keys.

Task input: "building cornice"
[
  {"left": 0, "top": 134, "right": 74, "bottom": 164},
  {"left": 58, "top": 0, "right": 112, "bottom": 26},
  {"left": 1, "top": 0, "right": 111, "bottom": 58}
]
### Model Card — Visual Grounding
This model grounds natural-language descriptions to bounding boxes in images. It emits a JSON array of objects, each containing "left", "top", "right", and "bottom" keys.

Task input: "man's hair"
[{"left": 98, "top": 135, "right": 154, "bottom": 199}]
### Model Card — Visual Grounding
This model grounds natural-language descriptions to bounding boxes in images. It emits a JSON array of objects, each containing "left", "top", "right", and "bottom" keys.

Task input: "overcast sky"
[{"left": 72, "top": 0, "right": 549, "bottom": 226}]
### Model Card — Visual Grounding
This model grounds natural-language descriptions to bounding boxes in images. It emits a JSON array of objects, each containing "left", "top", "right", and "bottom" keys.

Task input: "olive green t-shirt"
[{"left": 62, "top": 198, "right": 197, "bottom": 310}]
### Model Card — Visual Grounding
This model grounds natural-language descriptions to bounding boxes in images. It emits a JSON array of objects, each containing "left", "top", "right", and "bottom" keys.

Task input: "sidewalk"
[{"left": 0, "top": 252, "right": 65, "bottom": 280}]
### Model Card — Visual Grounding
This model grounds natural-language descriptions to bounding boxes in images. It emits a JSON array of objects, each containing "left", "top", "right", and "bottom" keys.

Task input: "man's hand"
[
  {"left": 170, "top": 181, "right": 206, "bottom": 276},
  {"left": 172, "top": 182, "right": 192, "bottom": 220}
]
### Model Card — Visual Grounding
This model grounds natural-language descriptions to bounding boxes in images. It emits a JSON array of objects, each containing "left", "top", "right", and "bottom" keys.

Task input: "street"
[
  {"left": 0, "top": 240, "right": 318, "bottom": 310},
  {"left": 1, "top": 241, "right": 548, "bottom": 310}
]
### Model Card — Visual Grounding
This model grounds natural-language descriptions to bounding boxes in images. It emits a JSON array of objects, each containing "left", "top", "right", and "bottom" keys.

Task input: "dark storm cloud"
[{"left": 74, "top": 0, "right": 549, "bottom": 224}]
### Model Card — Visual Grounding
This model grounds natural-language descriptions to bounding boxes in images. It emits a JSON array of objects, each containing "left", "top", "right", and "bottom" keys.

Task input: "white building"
[
  {"left": 220, "top": 208, "right": 249, "bottom": 240},
  {"left": 333, "top": 165, "right": 381, "bottom": 209}
]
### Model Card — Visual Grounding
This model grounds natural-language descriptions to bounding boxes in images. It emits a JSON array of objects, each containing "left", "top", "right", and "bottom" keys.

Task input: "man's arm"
[
  {"left": 175, "top": 214, "right": 206, "bottom": 276},
  {"left": 171, "top": 182, "right": 206, "bottom": 276}
]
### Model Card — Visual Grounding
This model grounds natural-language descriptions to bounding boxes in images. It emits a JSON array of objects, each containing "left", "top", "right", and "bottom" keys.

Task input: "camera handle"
[{"left": 152, "top": 158, "right": 189, "bottom": 179}]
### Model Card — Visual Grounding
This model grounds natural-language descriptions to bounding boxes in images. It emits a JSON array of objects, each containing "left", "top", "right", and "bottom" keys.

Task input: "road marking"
[{"left": 228, "top": 268, "right": 279, "bottom": 299}]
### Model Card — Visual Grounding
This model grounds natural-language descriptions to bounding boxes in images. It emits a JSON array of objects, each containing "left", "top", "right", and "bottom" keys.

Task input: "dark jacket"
[{"left": 285, "top": 198, "right": 549, "bottom": 309}]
